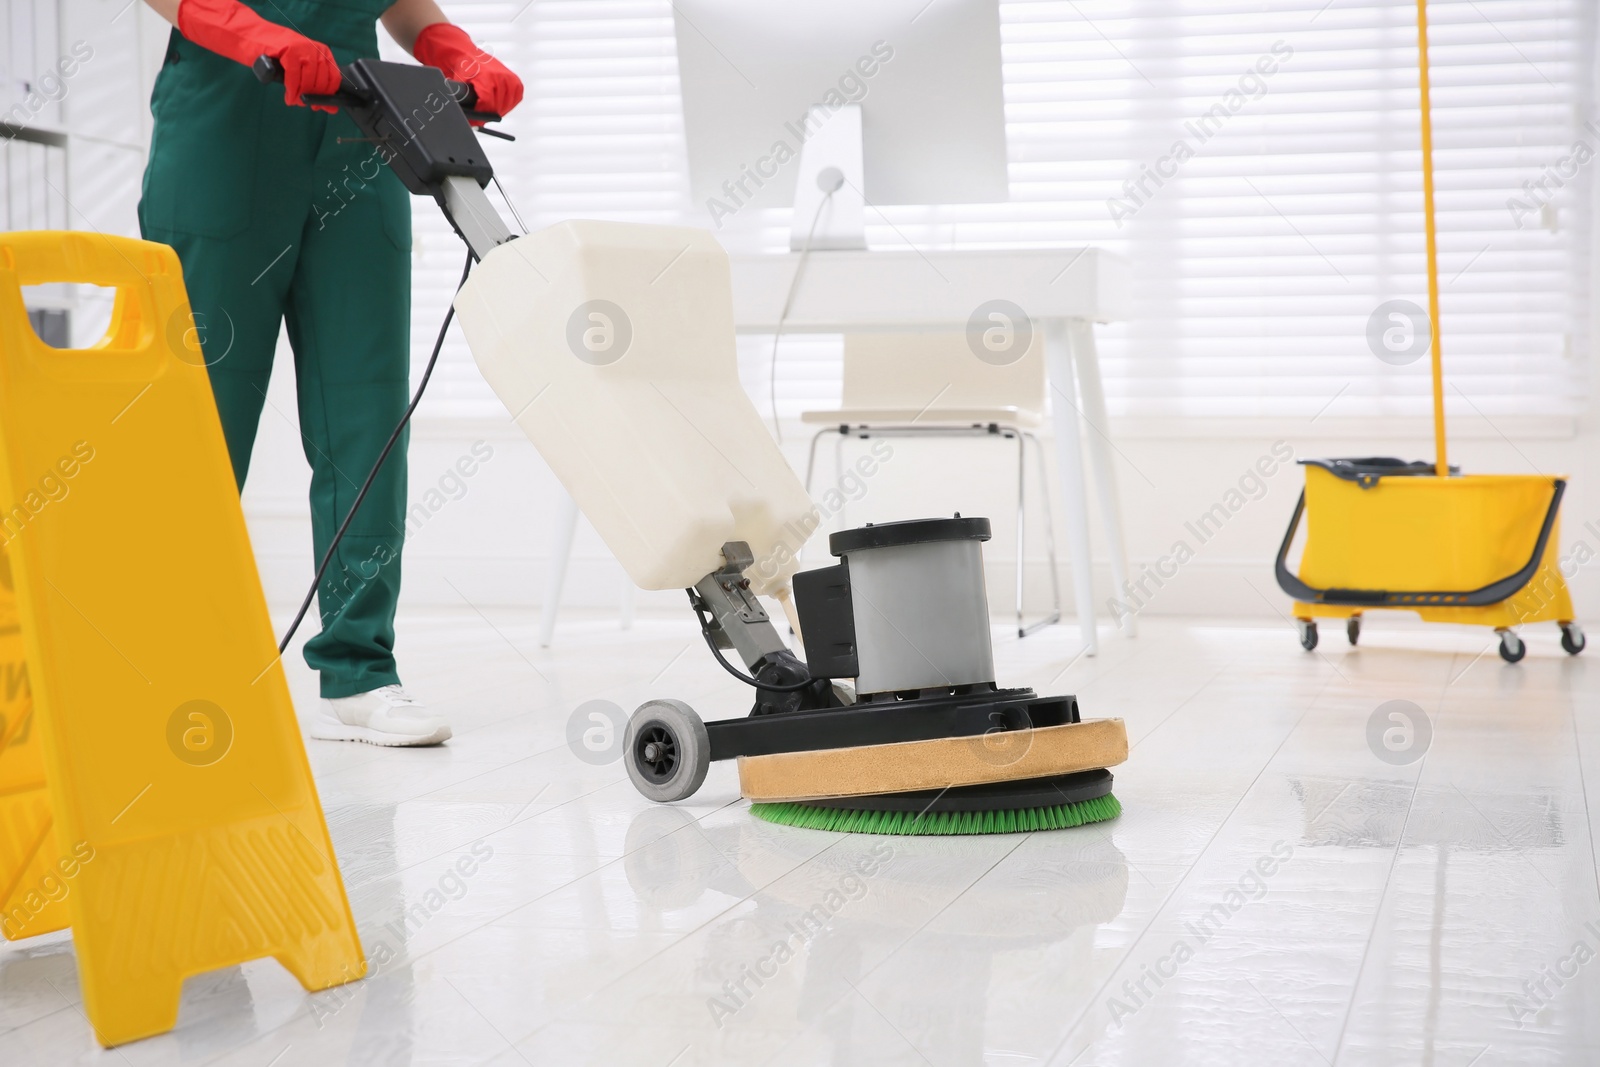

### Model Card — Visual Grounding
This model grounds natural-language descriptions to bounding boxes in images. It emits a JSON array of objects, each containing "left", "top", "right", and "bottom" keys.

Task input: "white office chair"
[{"left": 801, "top": 331, "right": 1063, "bottom": 637}]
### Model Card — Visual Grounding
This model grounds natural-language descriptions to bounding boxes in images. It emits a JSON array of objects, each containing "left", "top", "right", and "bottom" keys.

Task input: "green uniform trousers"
[{"left": 139, "top": 19, "right": 411, "bottom": 699}]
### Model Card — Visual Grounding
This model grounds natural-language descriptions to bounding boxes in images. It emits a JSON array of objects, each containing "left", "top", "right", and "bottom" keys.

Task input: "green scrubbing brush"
[{"left": 750, "top": 770, "right": 1121, "bottom": 836}]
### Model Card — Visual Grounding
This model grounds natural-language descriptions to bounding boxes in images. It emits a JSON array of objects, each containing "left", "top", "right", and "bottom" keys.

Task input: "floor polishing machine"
[{"left": 258, "top": 57, "right": 1128, "bottom": 834}]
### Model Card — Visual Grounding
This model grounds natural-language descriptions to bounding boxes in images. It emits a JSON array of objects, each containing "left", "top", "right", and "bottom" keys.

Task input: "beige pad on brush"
[{"left": 738, "top": 718, "right": 1128, "bottom": 802}]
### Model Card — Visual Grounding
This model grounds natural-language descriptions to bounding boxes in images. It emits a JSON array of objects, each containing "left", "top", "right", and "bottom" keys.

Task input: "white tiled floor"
[{"left": 5, "top": 611, "right": 1600, "bottom": 1065}]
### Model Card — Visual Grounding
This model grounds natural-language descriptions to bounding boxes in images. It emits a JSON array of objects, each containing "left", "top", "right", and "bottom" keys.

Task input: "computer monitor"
[{"left": 673, "top": 0, "right": 1008, "bottom": 247}]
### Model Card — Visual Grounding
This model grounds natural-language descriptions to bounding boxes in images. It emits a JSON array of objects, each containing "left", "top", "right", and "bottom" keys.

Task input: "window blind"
[{"left": 404, "top": 0, "right": 1595, "bottom": 423}]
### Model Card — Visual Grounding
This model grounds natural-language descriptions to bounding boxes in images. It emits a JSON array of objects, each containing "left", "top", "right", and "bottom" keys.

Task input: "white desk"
[{"left": 728, "top": 247, "right": 1133, "bottom": 655}]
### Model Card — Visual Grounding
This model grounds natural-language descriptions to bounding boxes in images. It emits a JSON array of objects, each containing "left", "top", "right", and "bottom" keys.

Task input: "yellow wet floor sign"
[
  {"left": 0, "top": 231, "right": 364, "bottom": 1046},
  {"left": 0, "top": 546, "right": 75, "bottom": 943}
]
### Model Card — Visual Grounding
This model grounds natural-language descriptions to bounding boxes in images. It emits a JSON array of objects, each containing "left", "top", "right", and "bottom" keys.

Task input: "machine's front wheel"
[
  {"left": 625, "top": 699, "right": 711, "bottom": 803},
  {"left": 1346, "top": 616, "right": 1361, "bottom": 646},
  {"left": 1497, "top": 629, "right": 1526, "bottom": 664},
  {"left": 1296, "top": 619, "right": 1318, "bottom": 652},
  {"left": 1561, "top": 622, "right": 1586, "bottom": 656}
]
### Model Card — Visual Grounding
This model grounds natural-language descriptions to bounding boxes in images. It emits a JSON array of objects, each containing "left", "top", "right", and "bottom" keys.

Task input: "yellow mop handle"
[{"left": 1416, "top": 0, "right": 1448, "bottom": 476}]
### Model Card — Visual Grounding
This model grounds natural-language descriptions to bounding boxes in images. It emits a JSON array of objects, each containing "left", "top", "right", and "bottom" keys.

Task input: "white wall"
[{"left": 243, "top": 344, "right": 1600, "bottom": 632}]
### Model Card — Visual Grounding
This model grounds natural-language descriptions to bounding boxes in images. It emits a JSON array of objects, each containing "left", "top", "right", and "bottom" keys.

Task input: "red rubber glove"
[
  {"left": 412, "top": 23, "right": 523, "bottom": 120},
  {"left": 177, "top": 0, "right": 342, "bottom": 111}
]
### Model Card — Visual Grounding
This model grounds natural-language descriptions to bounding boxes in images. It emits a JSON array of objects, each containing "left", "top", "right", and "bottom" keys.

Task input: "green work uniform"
[{"left": 139, "top": 0, "right": 412, "bottom": 698}]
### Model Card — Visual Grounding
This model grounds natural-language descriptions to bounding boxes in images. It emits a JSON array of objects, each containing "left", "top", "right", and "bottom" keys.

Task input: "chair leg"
[
  {"left": 1022, "top": 431, "right": 1064, "bottom": 637},
  {"left": 1014, "top": 430, "right": 1026, "bottom": 637},
  {"left": 833, "top": 430, "right": 847, "bottom": 530},
  {"left": 799, "top": 427, "right": 847, "bottom": 573},
  {"left": 1043, "top": 318, "right": 1098, "bottom": 657},
  {"left": 803, "top": 426, "right": 833, "bottom": 495},
  {"left": 1068, "top": 318, "right": 1135, "bottom": 638}
]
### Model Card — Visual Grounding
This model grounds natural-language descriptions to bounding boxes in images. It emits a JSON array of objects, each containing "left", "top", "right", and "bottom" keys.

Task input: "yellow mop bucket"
[
  {"left": 1275, "top": 459, "right": 1577, "bottom": 660},
  {"left": 1274, "top": 0, "right": 1583, "bottom": 663}
]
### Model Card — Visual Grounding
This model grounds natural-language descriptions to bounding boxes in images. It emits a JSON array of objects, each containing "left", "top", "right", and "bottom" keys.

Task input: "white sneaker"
[{"left": 311, "top": 685, "right": 452, "bottom": 747}]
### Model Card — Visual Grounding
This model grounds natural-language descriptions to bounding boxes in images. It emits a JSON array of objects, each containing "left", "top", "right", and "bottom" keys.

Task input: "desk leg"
[
  {"left": 539, "top": 490, "right": 580, "bottom": 648},
  {"left": 1067, "top": 317, "right": 1136, "bottom": 638},
  {"left": 1043, "top": 318, "right": 1098, "bottom": 657}
]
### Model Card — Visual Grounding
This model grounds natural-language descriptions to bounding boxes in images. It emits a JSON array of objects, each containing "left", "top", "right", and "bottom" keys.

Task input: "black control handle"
[
  {"left": 251, "top": 55, "right": 363, "bottom": 110},
  {"left": 251, "top": 55, "right": 501, "bottom": 125}
]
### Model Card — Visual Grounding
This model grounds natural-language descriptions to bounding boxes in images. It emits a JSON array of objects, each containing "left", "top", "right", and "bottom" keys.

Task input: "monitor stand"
[{"left": 791, "top": 104, "right": 866, "bottom": 251}]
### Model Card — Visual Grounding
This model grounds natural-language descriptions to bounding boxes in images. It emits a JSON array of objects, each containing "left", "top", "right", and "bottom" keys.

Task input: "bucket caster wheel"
[
  {"left": 1346, "top": 616, "right": 1361, "bottom": 646},
  {"left": 1560, "top": 622, "right": 1586, "bottom": 656},
  {"left": 1496, "top": 629, "right": 1526, "bottom": 664},
  {"left": 625, "top": 699, "right": 710, "bottom": 803},
  {"left": 1296, "top": 619, "right": 1318, "bottom": 652}
]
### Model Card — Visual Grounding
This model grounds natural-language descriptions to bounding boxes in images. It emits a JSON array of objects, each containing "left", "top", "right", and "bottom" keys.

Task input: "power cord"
[
  {"left": 277, "top": 250, "right": 476, "bottom": 653},
  {"left": 768, "top": 167, "right": 845, "bottom": 443},
  {"left": 686, "top": 590, "right": 817, "bottom": 691},
  {"left": 275, "top": 168, "right": 831, "bottom": 661},
  {"left": 491, "top": 174, "right": 529, "bottom": 235}
]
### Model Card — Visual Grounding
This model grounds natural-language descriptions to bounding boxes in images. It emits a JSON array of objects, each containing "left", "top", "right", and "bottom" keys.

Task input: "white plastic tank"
[{"left": 453, "top": 220, "right": 816, "bottom": 596}]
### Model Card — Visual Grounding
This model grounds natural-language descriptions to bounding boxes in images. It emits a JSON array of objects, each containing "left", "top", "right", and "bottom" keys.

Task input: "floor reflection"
[{"left": 623, "top": 805, "right": 1131, "bottom": 1064}]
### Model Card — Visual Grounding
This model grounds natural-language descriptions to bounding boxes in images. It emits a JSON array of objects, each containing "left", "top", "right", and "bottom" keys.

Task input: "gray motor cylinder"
[{"left": 827, "top": 516, "right": 996, "bottom": 696}]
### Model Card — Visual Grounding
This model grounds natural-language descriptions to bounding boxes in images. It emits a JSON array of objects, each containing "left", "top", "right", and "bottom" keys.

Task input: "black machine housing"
[
  {"left": 252, "top": 55, "right": 514, "bottom": 258},
  {"left": 337, "top": 59, "right": 496, "bottom": 197},
  {"left": 684, "top": 519, "right": 1104, "bottom": 812},
  {"left": 254, "top": 55, "right": 498, "bottom": 194}
]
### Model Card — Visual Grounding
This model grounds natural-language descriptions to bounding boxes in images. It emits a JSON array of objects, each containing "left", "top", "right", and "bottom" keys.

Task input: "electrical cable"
[
  {"left": 687, "top": 590, "right": 818, "bottom": 691},
  {"left": 767, "top": 180, "right": 838, "bottom": 444},
  {"left": 492, "top": 173, "right": 529, "bottom": 235},
  {"left": 277, "top": 250, "right": 476, "bottom": 653}
]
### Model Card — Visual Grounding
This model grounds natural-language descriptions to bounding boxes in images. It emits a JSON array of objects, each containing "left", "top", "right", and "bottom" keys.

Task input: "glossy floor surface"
[{"left": 4, "top": 612, "right": 1599, "bottom": 1065}]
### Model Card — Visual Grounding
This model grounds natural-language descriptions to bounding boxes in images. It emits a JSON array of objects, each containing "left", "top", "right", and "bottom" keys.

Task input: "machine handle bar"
[{"left": 251, "top": 55, "right": 501, "bottom": 125}]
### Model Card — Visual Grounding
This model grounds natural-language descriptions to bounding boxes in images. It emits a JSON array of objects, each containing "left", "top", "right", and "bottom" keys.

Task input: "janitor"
[{"left": 138, "top": 0, "right": 522, "bottom": 745}]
